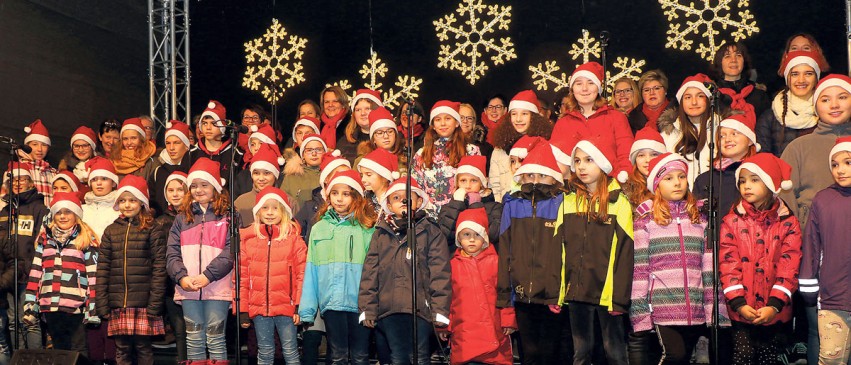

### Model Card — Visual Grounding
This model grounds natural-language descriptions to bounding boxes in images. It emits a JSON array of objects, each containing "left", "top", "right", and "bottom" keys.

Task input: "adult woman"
[
  {"left": 238, "top": 104, "right": 278, "bottom": 152},
  {"left": 459, "top": 103, "right": 493, "bottom": 167},
  {"left": 627, "top": 70, "right": 678, "bottom": 134},
  {"left": 480, "top": 94, "right": 508, "bottom": 144},
  {"left": 780, "top": 33, "right": 830, "bottom": 70},
  {"left": 337, "top": 89, "right": 382, "bottom": 163},
  {"left": 318, "top": 86, "right": 350, "bottom": 149},
  {"left": 657, "top": 74, "right": 717, "bottom": 185},
  {"left": 756, "top": 51, "right": 827, "bottom": 156},
  {"left": 396, "top": 100, "right": 426, "bottom": 153},
  {"left": 59, "top": 126, "right": 98, "bottom": 183},
  {"left": 610, "top": 77, "right": 640, "bottom": 114},
  {"left": 713, "top": 40, "right": 770, "bottom": 117},
  {"left": 110, "top": 118, "right": 158, "bottom": 180},
  {"left": 97, "top": 119, "right": 121, "bottom": 160}
]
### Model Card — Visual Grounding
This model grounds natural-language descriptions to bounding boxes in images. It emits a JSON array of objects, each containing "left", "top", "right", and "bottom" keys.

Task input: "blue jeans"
[
  {"left": 375, "top": 314, "right": 432, "bottom": 365},
  {"left": 8, "top": 288, "right": 42, "bottom": 349},
  {"left": 182, "top": 299, "right": 229, "bottom": 360},
  {"left": 323, "top": 310, "right": 370, "bottom": 365},
  {"left": 253, "top": 315, "right": 300, "bottom": 365}
]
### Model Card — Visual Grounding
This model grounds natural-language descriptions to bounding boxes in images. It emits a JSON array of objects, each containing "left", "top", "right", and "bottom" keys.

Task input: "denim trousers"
[
  {"left": 323, "top": 310, "right": 370, "bottom": 365},
  {"left": 182, "top": 299, "right": 230, "bottom": 360},
  {"left": 375, "top": 313, "right": 432, "bottom": 365},
  {"left": 253, "top": 315, "right": 300, "bottom": 365}
]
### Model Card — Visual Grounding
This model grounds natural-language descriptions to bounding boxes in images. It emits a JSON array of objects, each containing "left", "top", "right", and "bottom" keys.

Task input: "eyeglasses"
[
  {"left": 614, "top": 88, "right": 633, "bottom": 96},
  {"left": 373, "top": 129, "right": 395, "bottom": 138},
  {"left": 242, "top": 115, "right": 260, "bottom": 122},
  {"left": 460, "top": 116, "right": 476, "bottom": 123},
  {"left": 302, "top": 147, "right": 325, "bottom": 155},
  {"left": 323, "top": 99, "right": 341, "bottom": 105},
  {"left": 72, "top": 143, "right": 91, "bottom": 150},
  {"left": 485, "top": 105, "right": 505, "bottom": 111},
  {"left": 642, "top": 86, "right": 664, "bottom": 94}
]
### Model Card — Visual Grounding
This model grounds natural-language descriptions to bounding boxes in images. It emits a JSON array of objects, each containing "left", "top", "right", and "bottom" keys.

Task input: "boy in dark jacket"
[
  {"left": 437, "top": 155, "right": 502, "bottom": 249},
  {"left": 359, "top": 177, "right": 451, "bottom": 365}
]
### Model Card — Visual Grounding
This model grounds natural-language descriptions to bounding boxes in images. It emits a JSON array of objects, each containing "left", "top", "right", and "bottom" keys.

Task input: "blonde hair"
[
  {"left": 346, "top": 99, "right": 380, "bottom": 143},
  {"left": 48, "top": 219, "right": 98, "bottom": 250},
  {"left": 608, "top": 77, "right": 640, "bottom": 111},
  {"left": 110, "top": 130, "right": 150, "bottom": 161},
  {"left": 253, "top": 200, "right": 298, "bottom": 240}
]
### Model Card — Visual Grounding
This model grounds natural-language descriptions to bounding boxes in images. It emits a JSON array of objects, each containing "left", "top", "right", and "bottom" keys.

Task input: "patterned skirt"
[{"left": 107, "top": 308, "right": 165, "bottom": 337}]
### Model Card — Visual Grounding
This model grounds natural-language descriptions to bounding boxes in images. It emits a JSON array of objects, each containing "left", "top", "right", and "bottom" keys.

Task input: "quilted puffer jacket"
[{"left": 239, "top": 223, "right": 307, "bottom": 318}]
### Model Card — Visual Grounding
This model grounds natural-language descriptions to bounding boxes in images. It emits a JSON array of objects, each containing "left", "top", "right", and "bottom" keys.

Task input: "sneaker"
[{"left": 694, "top": 336, "right": 710, "bottom": 364}]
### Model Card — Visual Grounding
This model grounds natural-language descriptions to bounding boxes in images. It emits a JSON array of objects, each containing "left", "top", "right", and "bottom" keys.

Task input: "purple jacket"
[
  {"left": 800, "top": 184, "right": 851, "bottom": 311},
  {"left": 166, "top": 202, "right": 234, "bottom": 303}
]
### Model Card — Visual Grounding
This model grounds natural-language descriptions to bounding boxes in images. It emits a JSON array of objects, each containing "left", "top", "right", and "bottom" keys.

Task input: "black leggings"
[{"left": 655, "top": 325, "right": 706, "bottom": 365}]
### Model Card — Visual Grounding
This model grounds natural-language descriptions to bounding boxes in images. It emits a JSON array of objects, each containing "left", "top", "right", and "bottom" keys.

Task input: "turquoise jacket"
[{"left": 298, "top": 209, "right": 376, "bottom": 323}]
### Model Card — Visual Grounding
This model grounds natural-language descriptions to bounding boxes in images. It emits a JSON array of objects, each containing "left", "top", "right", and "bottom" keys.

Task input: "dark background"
[{"left": 0, "top": 0, "right": 847, "bottom": 166}]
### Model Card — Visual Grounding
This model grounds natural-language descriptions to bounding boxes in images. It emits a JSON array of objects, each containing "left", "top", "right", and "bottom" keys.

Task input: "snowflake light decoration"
[
  {"left": 433, "top": 0, "right": 517, "bottom": 85},
  {"left": 529, "top": 30, "right": 645, "bottom": 94},
  {"left": 242, "top": 19, "right": 308, "bottom": 104},
  {"left": 659, "top": 0, "right": 759, "bottom": 61},
  {"left": 326, "top": 52, "right": 423, "bottom": 110}
]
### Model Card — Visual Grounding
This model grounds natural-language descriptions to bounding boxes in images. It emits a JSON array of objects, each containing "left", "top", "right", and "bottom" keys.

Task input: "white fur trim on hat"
[
  {"left": 51, "top": 174, "right": 77, "bottom": 191},
  {"left": 121, "top": 124, "right": 146, "bottom": 139},
  {"left": 783, "top": 55, "right": 821, "bottom": 80},
  {"left": 629, "top": 141, "right": 668, "bottom": 164},
  {"left": 187, "top": 170, "right": 224, "bottom": 193},
  {"left": 292, "top": 119, "right": 321, "bottom": 142},
  {"left": 200, "top": 109, "right": 226, "bottom": 134},
  {"left": 508, "top": 100, "right": 539, "bottom": 114},
  {"left": 830, "top": 141, "right": 851, "bottom": 167},
  {"left": 164, "top": 129, "right": 191, "bottom": 147},
  {"left": 720, "top": 118, "right": 761, "bottom": 152},
  {"left": 551, "top": 145, "right": 572, "bottom": 167},
  {"left": 23, "top": 134, "right": 51, "bottom": 147},
  {"left": 736, "top": 162, "right": 791, "bottom": 194},
  {"left": 513, "top": 163, "right": 562, "bottom": 184},
  {"left": 571, "top": 140, "right": 613, "bottom": 174},
  {"left": 87, "top": 169, "right": 119, "bottom": 185},
  {"left": 250, "top": 161, "right": 282, "bottom": 179},
  {"left": 253, "top": 194, "right": 292, "bottom": 219},
  {"left": 815, "top": 78, "right": 851, "bottom": 106},
  {"left": 455, "top": 164, "right": 488, "bottom": 187},
  {"left": 327, "top": 175, "right": 364, "bottom": 196},
  {"left": 164, "top": 175, "right": 187, "bottom": 198},
  {"left": 7, "top": 166, "right": 31, "bottom": 179},
  {"left": 456, "top": 221, "right": 489, "bottom": 246},
  {"left": 429, "top": 107, "right": 461, "bottom": 126},
  {"left": 369, "top": 119, "right": 397, "bottom": 139},
  {"left": 51, "top": 200, "right": 83, "bottom": 219},
  {"left": 71, "top": 134, "right": 97, "bottom": 150},
  {"left": 357, "top": 158, "right": 397, "bottom": 183},
  {"left": 570, "top": 70, "right": 603, "bottom": 95},
  {"left": 676, "top": 81, "right": 712, "bottom": 101},
  {"left": 509, "top": 147, "right": 529, "bottom": 159},
  {"left": 114, "top": 185, "right": 150, "bottom": 210},
  {"left": 250, "top": 131, "right": 276, "bottom": 145},
  {"left": 379, "top": 182, "right": 428, "bottom": 215},
  {"left": 300, "top": 136, "right": 327, "bottom": 158},
  {"left": 350, "top": 93, "right": 384, "bottom": 111},
  {"left": 646, "top": 153, "right": 688, "bottom": 192}
]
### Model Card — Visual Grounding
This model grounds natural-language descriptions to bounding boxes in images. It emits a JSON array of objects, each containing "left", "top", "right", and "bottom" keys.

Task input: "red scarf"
[
  {"left": 399, "top": 123, "right": 424, "bottom": 140},
  {"left": 641, "top": 99, "right": 670, "bottom": 131},
  {"left": 319, "top": 112, "right": 348, "bottom": 149},
  {"left": 480, "top": 111, "right": 499, "bottom": 131}
]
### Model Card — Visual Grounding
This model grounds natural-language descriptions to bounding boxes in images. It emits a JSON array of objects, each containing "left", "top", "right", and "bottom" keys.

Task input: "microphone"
[
  {"left": 222, "top": 120, "right": 250, "bottom": 134},
  {"left": 599, "top": 31, "right": 611, "bottom": 42},
  {"left": 0, "top": 136, "right": 32, "bottom": 154},
  {"left": 17, "top": 144, "right": 32, "bottom": 154},
  {"left": 704, "top": 82, "right": 718, "bottom": 94}
]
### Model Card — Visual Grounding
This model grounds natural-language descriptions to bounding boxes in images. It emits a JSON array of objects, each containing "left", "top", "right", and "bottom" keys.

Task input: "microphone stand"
[
  {"left": 405, "top": 100, "right": 419, "bottom": 365},
  {"left": 2, "top": 141, "right": 25, "bottom": 351},
  {"left": 599, "top": 30, "right": 611, "bottom": 100},
  {"left": 226, "top": 124, "right": 242, "bottom": 365},
  {"left": 707, "top": 84, "right": 720, "bottom": 363}
]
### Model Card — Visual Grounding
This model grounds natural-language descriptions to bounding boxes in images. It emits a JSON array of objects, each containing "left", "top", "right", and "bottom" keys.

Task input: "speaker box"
[{"left": 11, "top": 349, "right": 83, "bottom": 365}]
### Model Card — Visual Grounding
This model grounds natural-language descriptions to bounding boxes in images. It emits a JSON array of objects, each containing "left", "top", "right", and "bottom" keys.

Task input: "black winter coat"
[
  {"left": 755, "top": 106, "right": 816, "bottom": 157},
  {"left": 336, "top": 129, "right": 371, "bottom": 165},
  {"left": 147, "top": 155, "right": 190, "bottom": 217},
  {"left": 95, "top": 216, "right": 168, "bottom": 316},
  {"left": 0, "top": 189, "right": 48, "bottom": 289},
  {"left": 294, "top": 186, "right": 324, "bottom": 243},
  {"left": 716, "top": 78, "right": 771, "bottom": 118},
  {"left": 693, "top": 160, "right": 743, "bottom": 218},
  {"left": 627, "top": 101, "right": 678, "bottom": 134},
  {"left": 437, "top": 197, "right": 502, "bottom": 250}
]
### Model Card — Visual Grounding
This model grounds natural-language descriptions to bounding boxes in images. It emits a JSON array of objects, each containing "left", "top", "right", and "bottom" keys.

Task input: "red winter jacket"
[
  {"left": 719, "top": 199, "right": 802, "bottom": 325},
  {"left": 554, "top": 105, "right": 634, "bottom": 175},
  {"left": 449, "top": 245, "right": 516, "bottom": 365},
  {"left": 239, "top": 223, "right": 307, "bottom": 318}
]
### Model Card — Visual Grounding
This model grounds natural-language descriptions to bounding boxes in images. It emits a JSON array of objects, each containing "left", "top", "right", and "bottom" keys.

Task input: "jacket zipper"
[
  {"left": 676, "top": 217, "right": 692, "bottom": 325},
  {"left": 266, "top": 228, "right": 272, "bottom": 316},
  {"left": 123, "top": 221, "right": 131, "bottom": 307},
  {"left": 528, "top": 193, "right": 537, "bottom": 303},
  {"left": 349, "top": 235, "right": 354, "bottom": 261},
  {"left": 198, "top": 212, "right": 205, "bottom": 299}
]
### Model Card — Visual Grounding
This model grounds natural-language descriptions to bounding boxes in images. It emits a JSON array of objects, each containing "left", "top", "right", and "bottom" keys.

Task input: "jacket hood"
[
  {"left": 734, "top": 197, "right": 791, "bottom": 221},
  {"left": 2, "top": 188, "right": 43, "bottom": 205},
  {"left": 657, "top": 108, "right": 680, "bottom": 134},
  {"left": 491, "top": 113, "right": 553, "bottom": 151},
  {"left": 283, "top": 147, "right": 305, "bottom": 176},
  {"left": 197, "top": 139, "right": 233, "bottom": 156}
]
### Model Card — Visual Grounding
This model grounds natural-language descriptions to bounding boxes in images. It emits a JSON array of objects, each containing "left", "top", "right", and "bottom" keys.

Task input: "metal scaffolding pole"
[{"left": 150, "top": 0, "right": 190, "bottom": 133}]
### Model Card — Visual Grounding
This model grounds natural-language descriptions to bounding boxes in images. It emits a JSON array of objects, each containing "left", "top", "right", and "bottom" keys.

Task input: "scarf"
[
  {"left": 641, "top": 99, "right": 670, "bottom": 130},
  {"left": 772, "top": 90, "right": 818, "bottom": 130},
  {"left": 85, "top": 190, "right": 118, "bottom": 207},
  {"left": 51, "top": 224, "right": 78, "bottom": 245},
  {"left": 113, "top": 141, "right": 156, "bottom": 175},
  {"left": 713, "top": 157, "right": 737, "bottom": 171},
  {"left": 480, "top": 111, "right": 500, "bottom": 131},
  {"left": 399, "top": 123, "right": 424, "bottom": 140}
]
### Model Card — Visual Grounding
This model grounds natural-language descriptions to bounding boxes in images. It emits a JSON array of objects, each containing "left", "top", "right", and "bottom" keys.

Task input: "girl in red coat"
[
  {"left": 238, "top": 187, "right": 307, "bottom": 365},
  {"left": 720, "top": 153, "right": 802, "bottom": 365},
  {"left": 444, "top": 207, "right": 516, "bottom": 365}
]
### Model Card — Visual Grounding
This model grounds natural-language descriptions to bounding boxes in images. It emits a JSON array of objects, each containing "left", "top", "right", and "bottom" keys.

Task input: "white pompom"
[
  {"left": 617, "top": 170, "right": 629, "bottom": 184},
  {"left": 165, "top": 122, "right": 173, "bottom": 128},
  {"left": 331, "top": 150, "right": 341, "bottom": 157},
  {"left": 250, "top": 125, "right": 258, "bottom": 133},
  {"left": 220, "top": 178, "right": 227, "bottom": 186},
  {"left": 208, "top": 101, "right": 216, "bottom": 109},
  {"left": 391, "top": 171, "right": 401, "bottom": 180},
  {"left": 780, "top": 180, "right": 793, "bottom": 191},
  {"left": 24, "top": 127, "right": 31, "bottom": 133},
  {"left": 277, "top": 156, "right": 285, "bottom": 165}
]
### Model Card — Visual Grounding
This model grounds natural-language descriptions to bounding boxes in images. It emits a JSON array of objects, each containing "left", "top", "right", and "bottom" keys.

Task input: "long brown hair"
[
  {"left": 568, "top": 172, "right": 612, "bottom": 223},
  {"left": 622, "top": 166, "right": 653, "bottom": 208},
  {"left": 138, "top": 207, "right": 155, "bottom": 231},
  {"left": 421, "top": 124, "right": 467, "bottom": 169},
  {"left": 180, "top": 189, "right": 231, "bottom": 223},
  {"left": 315, "top": 187, "right": 377, "bottom": 228},
  {"left": 565, "top": 93, "right": 607, "bottom": 114},
  {"left": 345, "top": 99, "right": 379, "bottom": 143},
  {"left": 674, "top": 102, "right": 712, "bottom": 161},
  {"left": 650, "top": 188, "right": 701, "bottom": 225}
]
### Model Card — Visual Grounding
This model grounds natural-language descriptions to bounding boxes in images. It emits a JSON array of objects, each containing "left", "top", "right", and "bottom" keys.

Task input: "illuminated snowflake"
[
  {"left": 433, "top": 0, "right": 517, "bottom": 85},
  {"left": 242, "top": 18, "right": 308, "bottom": 104},
  {"left": 568, "top": 29, "right": 601, "bottom": 64},
  {"left": 327, "top": 53, "right": 423, "bottom": 109},
  {"left": 529, "top": 61, "right": 570, "bottom": 92},
  {"left": 659, "top": 0, "right": 759, "bottom": 61},
  {"left": 605, "top": 57, "right": 646, "bottom": 94}
]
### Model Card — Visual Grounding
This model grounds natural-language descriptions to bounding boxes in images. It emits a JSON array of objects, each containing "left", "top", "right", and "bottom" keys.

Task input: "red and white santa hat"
[
  {"left": 630, "top": 127, "right": 668, "bottom": 164},
  {"left": 326, "top": 169, "right": 365, "bottom": 196},
  {"left": 121, "top": 118, "right": 147, "bottom": 138},
  {"left": 5, "top": 161, "right": 32, "bottom": 180},
  {"left": 814, "top": 74, "right": 851, "bottom": 105},
  {"left": 250, "top": 144, "right": 285, "bottom": 179},
  {"left": 350, "top": 89, "right": 384, "bottom": 111},
  {"left": 70, "top": 126, "right": 98, "bottom": 150},
  {"left": 299, "top": 133, "right": 328, "bottom": 159},
  {"left": 253, "top": 186, "right": 293, "bottom": 218},
  {"left": 570, "top": 62, "right": 605, "bottom": 95},
  {"left": 249, "top": 124, "right": 278, "bottom": 146},
  {"left": 358, "top": 148, "right": 400, "bottom": 182},
  {"left": 509, "top": 135, "right": 546, "bottom": 159},
  {"left": 23, "top": 119, "right": 51, "bottom": 146},
  {"left": 430, "top": 100, "right": 462, "bottom": 126},
  {"left": 187, "top": 157, "right": 226, "bottom": 193},
  {"left": 114, "top": 175, "right": 150, "bottom": 209},
  {"left": 50, "top": 192, "right": 83, "bottom": 218},
  {"left": 572, "top": 133, "right": 630, "bottom": 183},
  {"left": 200, "top": 100, "right": 227, "bottom": 134},
  {"left": 368, "top": 107, "right": 397, "bottom": 139},
  {"left": 514, "top": 142, "right": 563, "bottom": 183},
  {"left": 508, "top": 90, "right": 540, "bottom": 114},
  {"left": 455, "top": 207, "right": 490, "bottom": 246},
  {"left": 85, "top": 156, "right": 119, "bottom": 185},
  {"left": 646, "top": 153, "right": 689, "bottom": 192},
  {"left": 380, "top": 177, "right": 429, "bottom": 215},
  {"left": 164, "top": 171, "right": 188, "bottom": 197},
  {"left": 549, "top": 119, "right": 583, "bottom": 167},
  {"left": 736, "top": 153, "right": 793, "bottom": 194},
  {"left": 319, "top": 150, "right": 352, "bottom": 188},
  {"left": 164, "top": 120, "right": 192, "bottom": 147},
  {"left": 675, "top": 73, "right": 713, "bottom": 101},
  {"left": 52, "top": 170, "right": 81, "bottom": 192},
  {"left": 456, "top": 155, "right": 488, "bottom": 186},
  {"left": 720, "top": 113, "right": 761, "bottom": 152},
  {"left": 829, "top": 136, "right": 851, "bottom": 166},
  {"left": 778, "top": 50, "right": 826, "bottom": 79},
  {"left": 291, "top": 116, "right": 321, "bottom": 145}
]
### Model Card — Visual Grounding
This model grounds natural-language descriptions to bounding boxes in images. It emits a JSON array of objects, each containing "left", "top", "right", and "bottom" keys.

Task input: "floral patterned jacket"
[{"left": 412, "top": 137, "right": 480, "bottom": 212}]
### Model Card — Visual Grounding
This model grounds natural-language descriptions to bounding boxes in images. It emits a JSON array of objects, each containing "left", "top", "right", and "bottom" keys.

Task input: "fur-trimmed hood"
[
  {"left": 657, "top": 108, "right": 679, "bottom": 134},
  {"left": 282, "top": 147, "right": 305, "bottom": 176},
  {"left": 491, "top": 113, "right": 554, "bottom": 151}
]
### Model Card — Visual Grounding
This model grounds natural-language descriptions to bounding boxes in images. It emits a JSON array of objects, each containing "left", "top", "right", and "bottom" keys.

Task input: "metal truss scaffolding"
[{"left": 149, "top": 0, "right": 190, "bottom": 130}]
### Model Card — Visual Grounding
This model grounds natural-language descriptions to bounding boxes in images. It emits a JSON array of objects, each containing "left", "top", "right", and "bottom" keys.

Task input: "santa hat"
[
  {"left": 508, "top": 90, "right": 540, "bottom": 114},
  {"left": 200, "top": 100, "right": 227, "bottom": 134},
  {"left": 350, "top": 89, "right": 384, "bottom": 111},
  {"left": 50, "top": 192, "right": 83, "bottom": 218},
  {"left": 430, "top": 100, "right": 462, "bottom": 126},
  {"left": 514, "top": 142, "right": 563, "bottom": 183},
  {"left": 52, "top": 170, "right": 82, "bottom": 192},
  {"left": 646, "top": 153, "right": 689, "bottom": 192},
  {"left": 164, "top": 171, "right": 188, "bottom": 197},
  {"left": 299, "top": 133, "right": 328, "bottom": 158},
  {"left": 368, "top": 107, "right": 397, "bottom": 139},
  {"left": 114, "top": 175, "right": 150, "bottom": 210},
  {"left": 675, "top": 73, "right": 713, "bottom": 101},
  {"left": 380, "top": 177, "right": 429, "bottom": 215},
  {"left": 509, "top": 135, "right": 546, "bottom": 159},
  {"left": 319, "top": 150, "right": 352, "bottom": 188},
  {"left": 570, "top": 62, "right": 605, "bottom": 94},
  {"left": 630, "top": 127, "right": 668, "bottom": 164},
  {"left": 85, "top": 156, "right": 119, "bottom": 185},
  {"left": 455, "top": 207, "right": 490, "bottom": 246},
  {"left": 70, "top": 126, "right": 98, "bottom": 150},
  {"left": 5, "top": 162, "right": 32, "bottom": 180},
  {"left": 250, "top": 144, "right": 285, "bottom": 179},
  {"left": 292, "top": 116, "right": 321, "bottom": 145},
  {"left": 720, "top": 113, "right": 760, "bottom": 152},
  {"left": 187, "top": 158, "right": 226, "bottom": 193},
  {"left": 23, "top": 119, "right": 51, "bottom": 146},
  {"left": 253, "top": 186, "right": 293, "bottom": 218},
  {"left": 778, "top": 50, "right": 827, "bottom": 79},
  {"left": 829, "top": 136, "right": 851, "bottom": 166},
  {"left": 549, "top": 119, "right": 583, "bottom": 167},
  {"left": 358, "top": 148, "right": 400, "bottom": 182},
  {"left": 456, "top": 155, "right": 488, "bottom": 186},
  {"left": 814, "top": 74, "right": 851, "bottom": 105},
  {"left": 736, "top": 153, "right": 794, "bottom": 194},
  {"left": 164, "top": 120, "right": 192, "bottom": 147},
  {"left": 572, "top": 134, "right": 630, "bottom": 183},
  {"left": 249, "top": 124, "right": 278, "bottom": 146},
  {"left": 326, "top": 170, "right": 364, "bottom": 196},
  {"left": 121, "top": 118, "right": 147, "bottom": 139}
]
